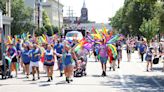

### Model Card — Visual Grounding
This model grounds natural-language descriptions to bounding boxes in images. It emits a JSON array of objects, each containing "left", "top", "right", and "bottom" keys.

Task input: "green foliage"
[
  {"left": 139, "top": 18, "right": 159, "bottom": 43},
  {"left": 36, "top": 10, "right": 59, "bottom": 36},
  {"left": 111, "top": 0, "right": 164, "bottom": 38},
  {"left": 0, "top": 0, "right": 6, "bottom": 14},
  {"left": 10, "top": 0, "right": 34, "bottom": 36}
]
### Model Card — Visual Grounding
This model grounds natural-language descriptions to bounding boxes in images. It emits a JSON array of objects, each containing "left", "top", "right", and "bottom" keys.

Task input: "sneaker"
[
  {"left": 60, "top": 73, "right": 63, "bottom": 77},
  {"left": 66, "top": 77, "right": 70, "bottom": 83},
  {"left": 51, "top": 76, "right": 53, "bottom": 80},
  {"left": 26, "top": 76, "right": 29, "bottom": 79},
  {"left": 47, "top": 79, "right": 51, "bottom": 82},
  {"left": 109, "top": 67, "right": 111, "bottom": 71},
  {"left": 101, "top": 71, "right": 105, "bottom": 76},
  {"left": 104, "top": 72, "right": 107, "bottom": 76},
  {"left": 32, "top": 78, "right": 35, "bottom": 81},
  {"left": 118, "top": 66, "right": 120, "bottom": 69},
  {"left": 38, "top": 77, "right": 40, "bottom": 80}
]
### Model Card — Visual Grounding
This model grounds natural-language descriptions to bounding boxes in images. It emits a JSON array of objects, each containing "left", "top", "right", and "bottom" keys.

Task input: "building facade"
[{"left": 42, "top": 0, "right": 63, "bottom": 27}]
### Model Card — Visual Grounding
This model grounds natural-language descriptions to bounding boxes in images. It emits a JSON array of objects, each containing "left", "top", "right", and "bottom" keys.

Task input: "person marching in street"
[
  {"left": 126, "top": 40, "right": 132, "bottom": 62},
  {"left": 30, "top": 44, "right": 41, "bottom": 81},
  {"left": 99, "top": 39, "right": 108, "bottom": 76},
  {"left": 116, "top": 41, "right": 122, "bottom": 68},
  {"left": 7, "top": 44, "right": 18, "bottom": 77},
  {"left": 21, "top": 44, "right": 31, "bottom": 78},
  {"left": 44, "top": 45, "right": 54, "bottom": 82},
  {"left": 145, "top": 47, "right": 154, "bottom": 72},
  {"left": 54, "top": 40, "right": 64, "bottom": 77},
  {"left": 62, "top": 41, "right": 75, "bottom": 83}
]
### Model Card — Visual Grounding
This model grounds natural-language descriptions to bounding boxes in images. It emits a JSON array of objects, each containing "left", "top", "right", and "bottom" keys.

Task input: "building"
[
  {"left": 24, "top": 0, "right": 43, "bottom": 27},
  {"left": 0, "top": 0, "right": 13, "bottom": 65},
  {"left": 2, "top": 0, "right": 13, "bottom": 38},
  {"left": 80, "top": 0, "right": 88, "bottom": 23},
  {"left": 63, "top": 0, "right": 89, "bottom": 25},
  {"left": 25, "top": 0, "right": 64, "bottom": 28},
  {"left": 42, "top": 0, "right": 64, "bottom": 27},
  {"left": 63, "top": 17, "right": 80, "bottom": 24}
]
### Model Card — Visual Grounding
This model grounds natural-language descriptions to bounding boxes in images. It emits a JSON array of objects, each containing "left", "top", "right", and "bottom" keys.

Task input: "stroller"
[
  {"left": 0, "top": 57, "right": 12, "bottom": 79},
  {"left": 74, "top": 56, "right": 87, "bottom": 77}
]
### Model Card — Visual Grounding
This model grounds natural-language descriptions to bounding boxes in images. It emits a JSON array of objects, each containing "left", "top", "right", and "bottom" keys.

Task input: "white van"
[{"left": 66, "top": 31, "right": 83, "bottom": 40}]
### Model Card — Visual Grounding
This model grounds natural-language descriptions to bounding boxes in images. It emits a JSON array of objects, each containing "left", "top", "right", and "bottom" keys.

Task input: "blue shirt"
[
  {"left": 45, "top": 50, "right": 53, "bottom": 61},
  {"left": 139, "top": 44, "right": 146, "bottom": 53},
  {"left": 30, "top": 49, "right": 41, "bottom": 62},
  {"left": 54, "top": 43, "right": 63, "bottom": 54},
  {"left": 16, "top": 43, "right": 21, "bottom": 51},
  {"left": 8, "top": 47, "right": 16, "bottom": 56},
  {"left": 21, "top": 50, "right": 31, "bottom": 63}
]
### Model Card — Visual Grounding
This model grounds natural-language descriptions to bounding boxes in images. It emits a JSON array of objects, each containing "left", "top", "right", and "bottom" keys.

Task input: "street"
[{"left": 0, "top": 50, "right": 164, "bottom": 92}]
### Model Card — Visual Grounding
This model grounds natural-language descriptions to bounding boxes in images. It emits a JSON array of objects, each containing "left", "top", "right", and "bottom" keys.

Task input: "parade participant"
[
  {"left": 44, "top": 45, "right": 54, "bottom": 82},
  {"left": 7, "top": 44, "right": 18, "bottom": 77},
  {"left": 108, "top": 48, "right": 116, "bottom": 71},
  {"left": 145, "top": 47, "right": 154, "bottom": 72},
  {"left": 126, "top": 41, "right": 131, "bottom": 62},
  {"left": 16, "top": 39, "right": 24, "bottom": 72},
  {"left": 30, "top": 44, "right": 41, "bottom": 81},
  {"left": 54, "top": 40, "right": 64, "bottom": 77},
  {"left": 93, "top": 43, "right": 99, "bottom": 62},
  {"left": 21, "top": 44, "right": 31, "bottom": 78},
  {"left": 62, "top": 41, "right": 74, "bottom": 83},
  {"left": 139, "top": 40, "right": 147, "bottom": 62},
  {"left": 116, "top": 41, "right": 122, "bottom": 68},
  {"left": 99, "top": 39, "right": 108, "bottom": 76}
]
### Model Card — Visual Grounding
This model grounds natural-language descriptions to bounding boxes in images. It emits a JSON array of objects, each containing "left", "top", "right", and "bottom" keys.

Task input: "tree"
[
  {"left": 11, "top": 0, "right": 34, "bottom": 36},
  {"left": 0, "top": 0, "right": 6, "bottom": 15},
  {"left": 139, "top": 18, "right": 159, "bottom": 44},
  {"left": 111, "top": 0, "right": 157, "bottom": 36}
]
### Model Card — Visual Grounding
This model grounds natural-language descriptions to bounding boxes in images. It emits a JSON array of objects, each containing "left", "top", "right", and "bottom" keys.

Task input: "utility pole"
[
  {"left": 38, "top": 0, "right": 41, "bottom": 34},
  {"left": 66, "top": 6, "right": 75, "bottom": 27},
  {"left": 58, "top": 0, "right": 61, "bottom": 35}
]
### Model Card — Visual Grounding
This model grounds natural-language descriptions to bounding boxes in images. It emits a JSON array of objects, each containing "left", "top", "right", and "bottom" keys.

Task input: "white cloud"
[{"left": 60, "top": 0, "right": 124, "bottom": 23}]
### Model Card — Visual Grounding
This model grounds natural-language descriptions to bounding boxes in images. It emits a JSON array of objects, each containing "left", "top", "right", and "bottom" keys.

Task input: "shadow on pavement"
[
  {"left": 55, "top": 80, "right": 67, "bottom": 85},
  {"left": 39, "top": 84, "right": 50, "bottom": 87},
  {"left": 152, "top": 67, "right": 163, "bottom": 72},
  {"left": 100, "top": 74, "right": 164, "bottom": 92}
]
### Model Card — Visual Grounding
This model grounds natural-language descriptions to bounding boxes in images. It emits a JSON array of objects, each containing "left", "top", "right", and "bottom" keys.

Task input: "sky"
[{"left": 60, "top": 0, "right": 125, "bottom": 23}]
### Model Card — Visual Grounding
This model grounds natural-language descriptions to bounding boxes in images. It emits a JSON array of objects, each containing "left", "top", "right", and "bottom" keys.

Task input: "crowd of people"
[{"left": 3, "top": 31, "right": 164, "bottom": 83}]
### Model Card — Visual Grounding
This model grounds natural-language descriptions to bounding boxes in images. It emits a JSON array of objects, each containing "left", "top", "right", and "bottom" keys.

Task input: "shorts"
[
  {"left": 11, "top": 56, "right": 17, "bottom": 62},
  {"left": 63, "top": 64, "right": 73, "bottom": 68},
  {"left": 30, "top": 61, "right": 39, "bottom": 67},
  {"left": 44, "top": 61, "right": 54, "bottom": 66},
  {"left": 24, "top": 62, "right": 30, "bottom": 65},
  {"left": 100, "top": 57, "right": 108, "bottom": 64}
]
